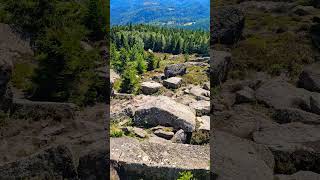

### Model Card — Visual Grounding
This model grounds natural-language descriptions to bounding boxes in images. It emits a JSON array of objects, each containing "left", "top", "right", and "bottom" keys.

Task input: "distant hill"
[{"left": 110, "top": 0, "right": 210, "bottom": 31}]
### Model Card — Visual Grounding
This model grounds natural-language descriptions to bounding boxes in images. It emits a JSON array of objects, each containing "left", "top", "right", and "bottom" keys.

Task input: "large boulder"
[
  {"left": 273, "top": 108, "right": 320, "bottom": 124},
  {"left": 212, "top": 105, "right": 277, "bottom": 139},
  {"left": 164, "top": 64, "right": 186, "bottom": 78},
  {"left": 134, "top": 96, "right": 196, "bottom": 132},
  {"left": 256, "top": 78, "right": 312, "bottom": 110},
  {"left": 189, "top": 86, "right": 210, "bottom": 100},
  {"left": 211, "top": 7, "right": 245, "bottom": 45},
  {"left": 77, "top": 143, "right": 109, "bottom": 180},
  {"left": 253, "top": 122, "right": 320, "bottom": 174},
  {"left": 0, "top": 145, "right": 77, "bottom": 179},
  {"left": 211, "top": 50, "right": 232, "bottom": 86},
  {"left": 110, "top": 137, "right": 210, "bottom": 179},
  {"left": 298, "top": 62, "right": 320, "bottom": 93},
  {"left": 212, "top": 131, "right": 274, "bottom": 180},
  {"left": 163, "top": 77, "right": 182, "bottom": 89},
  {"left": 141, "top": 81, "right": 163, "bottom": 95},
  {"left": 11, "top": 99, "right": 77, "bottom": 121}
]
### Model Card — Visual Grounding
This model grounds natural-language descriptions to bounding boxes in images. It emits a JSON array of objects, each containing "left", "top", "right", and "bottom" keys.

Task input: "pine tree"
[
  {"left": 146, "top": 52, "right": 156, "bottom": 71},
  {"left": 136, "top": 53, "right": 146, "bottom": 74},
  {"left": 120, "top": 62, "right": 140, "bottom": 94}
]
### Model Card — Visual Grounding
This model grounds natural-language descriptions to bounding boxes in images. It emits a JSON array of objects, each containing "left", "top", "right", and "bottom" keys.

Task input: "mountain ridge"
[{"left": 111, "top": 0, "right": 210, "bottom": 30}]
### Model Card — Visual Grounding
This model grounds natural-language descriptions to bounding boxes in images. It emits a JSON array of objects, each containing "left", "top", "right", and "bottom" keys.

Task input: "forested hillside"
[
  {"left": 110, "top": 16, "right": 210, "bottom": 180},
  {"left": 110, "top": 24, "right": 209, "bottom": 94},
  {"left": 111, "top": 25, "right": 209, "bottom": 55},
  {"left": 110, "top": 0, "right": 210, "bottom": 30},
  {"left": 0, "top": 0, "right": 108, "bottom": 105}
]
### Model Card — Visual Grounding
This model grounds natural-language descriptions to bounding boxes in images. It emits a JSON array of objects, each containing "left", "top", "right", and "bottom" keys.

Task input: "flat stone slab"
[
  {"left": 110, "top": 137, "right": 210, "bottom": 179},
  {"left": 163, "top": 77, "right": 182, "bottom": 89},
  {"left": 11, "top": 99, "right": 77, "bottom": 120},
  {"left": 253, "top": 122, "right": 320, "bottom": 174},
  {"left": 189, "top": 100, "right": 210, "bottom": 116},
  {"left": 256, "top": 78, "right": 312, "bottom": 109},
  {"left": 212, "top": 131, "right": 274, "bottom": 180},
  {"left": 134, "top": 96, "right": 196, "bottom": 132}
]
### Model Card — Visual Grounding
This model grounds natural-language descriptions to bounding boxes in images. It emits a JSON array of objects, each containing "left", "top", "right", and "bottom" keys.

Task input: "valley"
[
  {"left": 110, "top": 0, "right": 210, "bottom": 30},
  {"left": 110, "top": 24, "right": 210, "bottom": 179}
]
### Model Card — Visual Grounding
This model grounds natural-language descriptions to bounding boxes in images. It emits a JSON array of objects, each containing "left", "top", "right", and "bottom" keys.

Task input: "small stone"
[
  {"left": 154, "top": 129, "right": 174, "bottom": 140},
  {"left": 203, "top": 82, "right": 210, "bottom": 90},
  {"left": 171, "top": 129, "right": 187, "bottom": 144},
  {"left": 132, "top": 127, "right": 147, "bottom": 138}
]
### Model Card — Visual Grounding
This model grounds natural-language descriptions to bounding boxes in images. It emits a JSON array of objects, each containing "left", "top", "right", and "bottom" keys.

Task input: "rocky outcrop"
[
  {"left": 212, "top": 131, "right": 274, "bottom": 180},
  {"left": 211, "top": 50, "right": 232, "bottom": 86},
  {"left": 211, "top": 7, "right": 245, "bottom": 45},
  {"left": 0, "top": 145, "right": 77, "bottom": 179},
  {"left": 11, "top": 99, "right": 77, "bottom": 121},
  {"left": 134, "top": 96, "right": 196, "bottom": 132},
  {"left": 110, "top": 137, "right": 210, "bottom": 179},
  {"left": 164, "top": 64, "right": 187, "bottom": 78},
  {"left": 77, "top": 144, "right": 109, "bottom": 180},
  {"left": 253, "top": 123, "right": 320, "bottom": 174}
]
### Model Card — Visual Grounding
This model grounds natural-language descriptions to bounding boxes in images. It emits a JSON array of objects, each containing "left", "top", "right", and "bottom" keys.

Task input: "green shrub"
[
  {"left": 231, "top": 32, "right": 313, "bottom": 78},
  {"left": 183, "top": 66, "right": 208, "bottom": 86},
  {"left": 177, "top": 171, "right": 194, "bottom": 180},
  {"left": 12, "top": 63, "right": 35, "bottom": 91},
  {"left": 184, "top": 53, "right": 190, "bottom": 62},
  {"left": 110, "top": 123, "right": 124, "bottom": 138}
]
